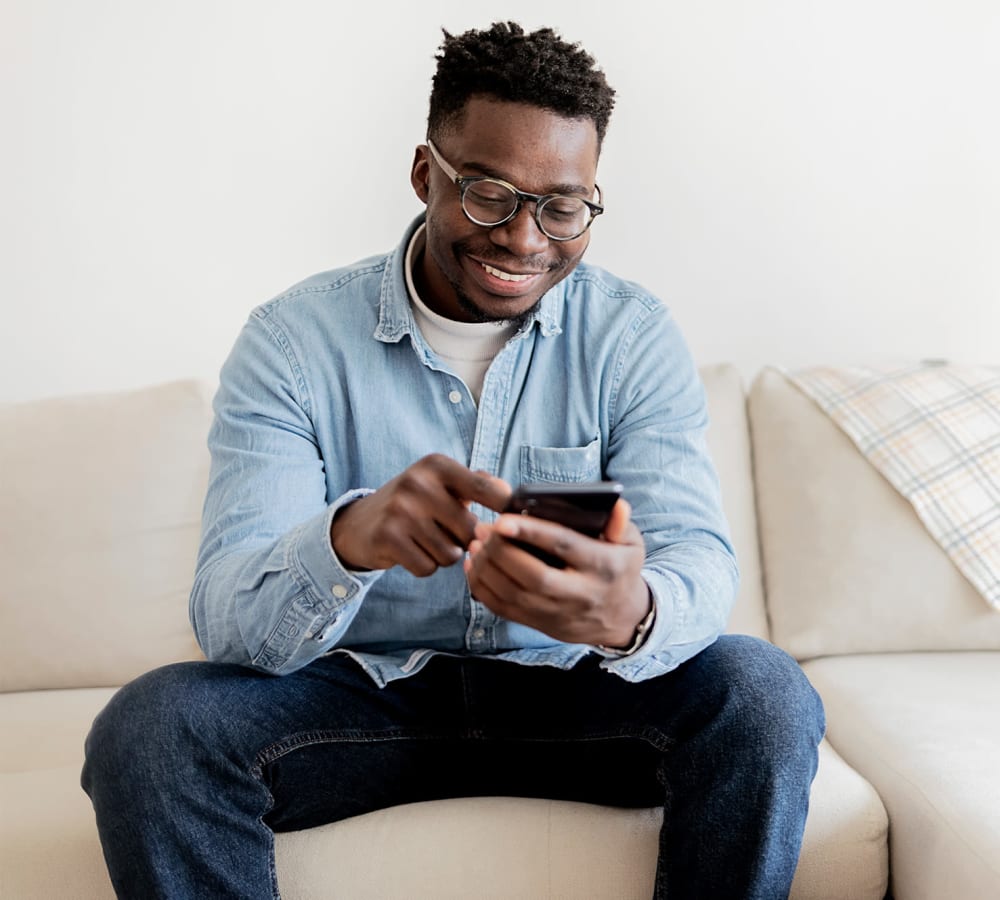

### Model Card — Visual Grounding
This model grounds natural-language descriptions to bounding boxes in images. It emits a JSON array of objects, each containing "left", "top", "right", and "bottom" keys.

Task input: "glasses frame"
[{"left": 426, "top": 139, "right": 604, "bottom": 242}]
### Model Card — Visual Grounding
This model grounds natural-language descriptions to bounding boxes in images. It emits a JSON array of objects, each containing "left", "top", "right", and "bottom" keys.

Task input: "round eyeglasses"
[{"left": 426, "top": 139, "right": 604, "bottom": 242}]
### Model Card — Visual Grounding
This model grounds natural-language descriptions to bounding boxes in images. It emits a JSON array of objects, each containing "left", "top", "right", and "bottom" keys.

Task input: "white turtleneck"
[{"left": 404, "top": 224, "right": 518, "bottom": 404}]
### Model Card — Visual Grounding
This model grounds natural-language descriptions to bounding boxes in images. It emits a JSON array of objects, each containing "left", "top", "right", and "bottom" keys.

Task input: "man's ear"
[{"left": 410, "top": 145, "right": 431, "bottom": 204}]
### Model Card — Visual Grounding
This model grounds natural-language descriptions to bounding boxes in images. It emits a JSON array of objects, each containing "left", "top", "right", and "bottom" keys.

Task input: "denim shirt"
[{"left": 191, "top": 215, "right": 738, "bottom": 686}]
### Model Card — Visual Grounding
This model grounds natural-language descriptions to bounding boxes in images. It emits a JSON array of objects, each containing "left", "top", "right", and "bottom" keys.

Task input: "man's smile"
[
  {"left": 479, "top": 262, "right": 538, "bottom": 282},
  {"left": 461, "top": 250, "right": 553, "bottom": 298}
]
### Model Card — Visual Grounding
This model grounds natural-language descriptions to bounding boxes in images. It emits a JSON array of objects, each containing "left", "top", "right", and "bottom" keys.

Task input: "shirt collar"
[{"left": 374, "top": 213, "right": 563, "bottom": 343}]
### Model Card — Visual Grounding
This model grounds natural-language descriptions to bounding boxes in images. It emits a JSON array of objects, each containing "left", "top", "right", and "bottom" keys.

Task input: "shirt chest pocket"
[{"left": 519, "top": 436, "right": 603, "bottom": 484}]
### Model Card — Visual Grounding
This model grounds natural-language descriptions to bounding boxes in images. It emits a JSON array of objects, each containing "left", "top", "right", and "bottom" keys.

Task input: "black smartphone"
[{"left": 501, "top": 481, "right": 624, "bottom": 567}]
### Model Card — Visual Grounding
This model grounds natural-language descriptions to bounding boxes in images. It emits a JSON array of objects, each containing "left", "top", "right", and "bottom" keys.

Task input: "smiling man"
[{"left": 82, "top": 22, "right": 825, "bottom": 900}]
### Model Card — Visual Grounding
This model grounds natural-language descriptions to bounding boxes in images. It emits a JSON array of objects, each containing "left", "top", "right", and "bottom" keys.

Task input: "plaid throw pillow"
[{"left": 789, "top": 362, "right": 1000, "bottom": 611}]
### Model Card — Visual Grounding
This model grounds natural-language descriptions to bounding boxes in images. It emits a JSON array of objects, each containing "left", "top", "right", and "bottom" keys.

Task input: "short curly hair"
[{"left": 428, "top": 22, "right": 616, "bottom": 149}]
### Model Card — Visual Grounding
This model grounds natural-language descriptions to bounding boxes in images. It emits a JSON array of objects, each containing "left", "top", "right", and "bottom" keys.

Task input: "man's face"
[{"left": 410, "top": 96, "right": 600, "bottom": 324}]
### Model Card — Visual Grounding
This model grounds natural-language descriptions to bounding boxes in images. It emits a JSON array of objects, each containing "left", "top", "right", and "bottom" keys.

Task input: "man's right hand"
[{"left": 329, "top": 454, "right": 511, "bottom": 576}]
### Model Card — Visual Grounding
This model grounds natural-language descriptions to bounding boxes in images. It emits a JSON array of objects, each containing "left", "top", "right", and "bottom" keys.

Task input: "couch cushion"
[
  {"left": 789, "top": 364, "right": 1000, "bottom": 611},
  {"left": 749, "top": 367, "right": 1000, "bottom": 658},
  {"left": 0, "top": 764, "right": 116, "bottom": 900},
  {"left": 699, "top": 364, "right": 769, "bottom": 639},
  {"left": 0, "top": 687, "right": 118, "bottom": 773},
  {"left": 0, "top": 381, "right": 210, "bottom": 691},
  {"left": 789, "top": 741, "right": 888, "bottom": 900},
  {"left": 803, "top": 653, "right": 1000, "bottom": 900},
  {"left": 276, "top": 796, "right": 659, "bottom": 899}
]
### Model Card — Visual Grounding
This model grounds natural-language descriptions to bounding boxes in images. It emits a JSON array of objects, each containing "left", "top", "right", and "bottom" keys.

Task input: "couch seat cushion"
[
  {"left": 0, "top": 687, "right": 117, "bottom": 773},
  {"left": 803, "top": 652, "right": 1000, "bottom": 900},
  {"left": 0, "top": 688, "right": 119, "bottom": 898}
]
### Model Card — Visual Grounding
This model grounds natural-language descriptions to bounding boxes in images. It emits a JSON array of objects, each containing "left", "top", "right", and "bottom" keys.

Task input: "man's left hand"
[{"left": 464, "top": 499, "right": 651, "bottom": 649}]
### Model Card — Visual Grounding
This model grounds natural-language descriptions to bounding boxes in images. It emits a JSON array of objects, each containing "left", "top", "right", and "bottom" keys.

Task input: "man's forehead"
[{"left": 440, "top": 97, "right": 600, "bottom": 180}]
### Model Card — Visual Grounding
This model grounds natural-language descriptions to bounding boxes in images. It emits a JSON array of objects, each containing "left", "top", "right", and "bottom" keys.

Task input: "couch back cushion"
[
  {"left": 749, "top": 368, "right": 1000, "bottom": 659},
  {"left": 700, "top": 365, "right": 770, "bottom": 640},
  {"left": 0, "top": 381, "right": 210, "bottom": 691}
]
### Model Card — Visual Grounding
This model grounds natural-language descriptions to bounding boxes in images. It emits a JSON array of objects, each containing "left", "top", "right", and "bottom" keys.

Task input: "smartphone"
[{"left": 502, "top": 481, "right": 624, "bottom": 567}]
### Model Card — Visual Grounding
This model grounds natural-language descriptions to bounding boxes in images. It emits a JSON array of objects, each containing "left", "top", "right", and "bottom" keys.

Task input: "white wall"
[{"left": 2, "top": 0, "right": 997, "bottom": 403}]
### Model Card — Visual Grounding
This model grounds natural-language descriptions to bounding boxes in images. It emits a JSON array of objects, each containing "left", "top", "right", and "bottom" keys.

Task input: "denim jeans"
[{"left": 81, "top": 635, "right": 825, "bottom": 899}]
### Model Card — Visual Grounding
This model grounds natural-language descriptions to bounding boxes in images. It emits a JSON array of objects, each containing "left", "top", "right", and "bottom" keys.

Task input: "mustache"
[{"left": 454, "top": 239, "right": 566, "bottom": 274}]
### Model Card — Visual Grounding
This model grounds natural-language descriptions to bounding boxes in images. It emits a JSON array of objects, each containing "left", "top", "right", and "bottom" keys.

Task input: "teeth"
[{"left": 482, "top": 263, "right": 535, "bottom": 282}]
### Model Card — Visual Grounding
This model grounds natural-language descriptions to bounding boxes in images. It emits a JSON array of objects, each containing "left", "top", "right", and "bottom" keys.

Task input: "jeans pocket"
[{"left": 519, "top": 436, "right": 602, "bottom": 484}]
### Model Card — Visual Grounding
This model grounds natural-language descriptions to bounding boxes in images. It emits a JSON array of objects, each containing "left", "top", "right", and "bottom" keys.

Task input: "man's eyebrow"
[{"left": 461, "top": 159, "right": 592, "bottom": 196}]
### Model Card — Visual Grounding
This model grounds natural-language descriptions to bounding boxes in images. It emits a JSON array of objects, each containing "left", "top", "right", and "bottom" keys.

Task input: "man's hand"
[
  {"left": 464, "top": 499, "right": 652, "bottom": 649},
  {"left": 330, "top": 454, "right": 511, "bottom": 576}
]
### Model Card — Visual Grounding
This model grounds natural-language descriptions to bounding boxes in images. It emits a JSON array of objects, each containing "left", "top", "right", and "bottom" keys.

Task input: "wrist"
[
  {"left": 329, "top": 498, "right": 371, "bottom": 572},
  {"left": 597, "top": 584, "right": 655, "bottom": 658}
]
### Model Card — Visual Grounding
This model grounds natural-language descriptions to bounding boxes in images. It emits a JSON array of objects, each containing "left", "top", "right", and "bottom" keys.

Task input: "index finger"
[
  {"left": 461, "top": 469, "right": 513, "bottom": 513},
  {"left": 427, "top": 456, "right": 511, "bottom": 512}
]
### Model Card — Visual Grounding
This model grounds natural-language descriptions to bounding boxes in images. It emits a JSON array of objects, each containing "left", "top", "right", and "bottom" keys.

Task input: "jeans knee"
[
  {"left": 81, "top": 662, "right": 213, "bottom": 799},
  {"left": 703, "top": 636, "right": 825, "bottom": 759}
]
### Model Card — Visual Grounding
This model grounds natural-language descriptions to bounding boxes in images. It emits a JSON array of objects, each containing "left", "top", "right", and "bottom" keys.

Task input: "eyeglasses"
[{"left": 426, "top": 139, "right": 604, "bottom": 242}]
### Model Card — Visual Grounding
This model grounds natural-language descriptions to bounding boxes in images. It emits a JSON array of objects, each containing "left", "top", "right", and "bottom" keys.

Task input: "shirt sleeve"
[
  {"left": 189, "top": 312, "right": 384, "bottom": 675},
  {"left": 595, "top": 301, "right": 740, "bottom": 682}
]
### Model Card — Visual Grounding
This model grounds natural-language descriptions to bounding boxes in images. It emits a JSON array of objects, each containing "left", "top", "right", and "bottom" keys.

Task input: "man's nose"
[{"left": 488, "top": 204, "right": 550, "bottom": 257}]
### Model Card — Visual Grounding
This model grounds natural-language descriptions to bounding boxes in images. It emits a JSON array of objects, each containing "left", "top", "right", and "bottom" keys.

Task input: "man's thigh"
[
  {"left": 271, "top": 635, "right": 810, "bottom": 828},
  {"left": 442, "top": 635, "right": 820, "bottom": 812}
]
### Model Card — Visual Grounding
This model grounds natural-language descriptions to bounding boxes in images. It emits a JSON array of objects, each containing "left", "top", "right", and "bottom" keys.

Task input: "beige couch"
[{"left": 2, "top": 364, "right": 997, "bottom": 899}]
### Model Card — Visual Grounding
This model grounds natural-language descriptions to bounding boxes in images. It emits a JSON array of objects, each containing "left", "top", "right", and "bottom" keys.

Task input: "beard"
[{"left": 448, "top": 277, "right": 541, "bottom": 329}]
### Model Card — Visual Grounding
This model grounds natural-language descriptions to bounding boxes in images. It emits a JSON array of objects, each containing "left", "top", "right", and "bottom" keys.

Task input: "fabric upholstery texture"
[
  {"left": 700, "top": 364, "right": 770, "bottom": 640},
  {"left": 0, "top": 381, "right": 209, "bottom": 692},
  {"left": 804, "top": 653, "right": 1000, "bottom": 900}
]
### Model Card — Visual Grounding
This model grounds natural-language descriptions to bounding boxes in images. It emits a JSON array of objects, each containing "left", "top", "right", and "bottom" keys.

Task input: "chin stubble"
[{"left": 451, "top": 281, "right": 540, "bottom": 329}]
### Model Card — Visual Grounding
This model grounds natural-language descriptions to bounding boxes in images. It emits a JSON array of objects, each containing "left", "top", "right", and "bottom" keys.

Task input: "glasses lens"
[
  {"left": 538, "top": 196, "right": 591, "bottom": 240},
  {"left": 462, "top": 180, "right": 518, "bottom": 225}
]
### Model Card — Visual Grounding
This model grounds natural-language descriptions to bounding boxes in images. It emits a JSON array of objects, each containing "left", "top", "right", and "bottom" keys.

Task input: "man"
[{"left": 83, "top": 22, "right": 824, "bottom": 899}]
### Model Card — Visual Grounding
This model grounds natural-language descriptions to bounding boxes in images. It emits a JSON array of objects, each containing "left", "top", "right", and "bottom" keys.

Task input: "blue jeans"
[{"left": 81, "top": 635, "right": 824, "bottom": 899}]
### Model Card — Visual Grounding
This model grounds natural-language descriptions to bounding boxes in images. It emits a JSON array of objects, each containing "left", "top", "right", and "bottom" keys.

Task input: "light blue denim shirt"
[{"left": 191, "top": 215, "right": 738, "bottom": 686}]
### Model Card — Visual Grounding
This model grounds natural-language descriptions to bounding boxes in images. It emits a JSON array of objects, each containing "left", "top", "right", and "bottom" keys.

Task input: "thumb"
[{"left": 602, "top": 498, "right": 632, "bottom": 544}]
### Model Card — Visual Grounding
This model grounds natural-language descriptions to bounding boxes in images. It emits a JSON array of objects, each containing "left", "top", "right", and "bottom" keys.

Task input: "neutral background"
[{"left": 3, "top": 0, "right": 997, "bottom": 404}]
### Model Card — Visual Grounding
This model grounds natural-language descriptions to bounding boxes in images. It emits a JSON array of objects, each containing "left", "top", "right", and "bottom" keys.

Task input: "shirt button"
[
  {"left": 331, "top": 584, "right": 348, "bottom": 599},
  {"left": 448, "top": 390, "right": 462, "bottom": 404},
  {"left": 473, "top": 628, "right": 486, "bottom": 641}
]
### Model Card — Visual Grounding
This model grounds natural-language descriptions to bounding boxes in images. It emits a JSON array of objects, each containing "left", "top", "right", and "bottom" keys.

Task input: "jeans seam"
[
  {"left": 252, "top": 726, "right": 675, "bottom": 776},
  {"left": 494, "top": 727, "right": 675, "bottom": 753},
  {"left": 253, "top": 729, "right": 461, "bottom": 774}
]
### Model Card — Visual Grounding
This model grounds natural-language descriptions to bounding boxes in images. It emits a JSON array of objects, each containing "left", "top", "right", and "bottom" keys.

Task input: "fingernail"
[{"left": 495, "top": 515, "right": 518, "bottom": 537}]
